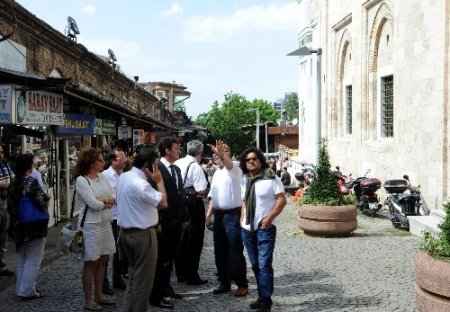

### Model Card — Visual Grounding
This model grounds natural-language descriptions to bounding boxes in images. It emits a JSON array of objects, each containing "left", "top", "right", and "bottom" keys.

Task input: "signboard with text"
[
  {"left": 0, "top": 85, "right": 12, "bottom": 123},
  {"left": 102, "top": 120, "right": 116, "bottom": 135},
  {"left": 94, "top": 118, "right": 102, "bottom": 135},
  {"left": 16, "top": 90, "right": 64, "bottom": 125},
  {"left": 55, "top": 113, "right": 95, "bottom": 134}
]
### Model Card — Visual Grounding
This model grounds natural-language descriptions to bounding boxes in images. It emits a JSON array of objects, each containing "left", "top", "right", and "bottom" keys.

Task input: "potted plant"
[
  {"left": 415, "top": 202, "right": 450, "bottom": 311},
  {"left": 297, "top": 138, "right": 356, "bottom": 236}
]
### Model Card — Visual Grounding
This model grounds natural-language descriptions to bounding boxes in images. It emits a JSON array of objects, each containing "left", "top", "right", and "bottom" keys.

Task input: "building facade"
[{"left": 293, "top": 0, "right": 450, "bottom": 212}]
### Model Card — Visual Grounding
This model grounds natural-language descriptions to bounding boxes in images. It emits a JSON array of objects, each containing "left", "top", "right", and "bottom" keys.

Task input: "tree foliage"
[
  {"left": 298, "top": 138, "right": 353, "bottom": 206},
  {"left": 194, "top": 92, "right": 278, "bottom": 155},
  {"left": 283, "top": 92, "right": 299, "bottom": 121},
  {"left": 174, "top": 100, "right": 186, "bottom": 112}
]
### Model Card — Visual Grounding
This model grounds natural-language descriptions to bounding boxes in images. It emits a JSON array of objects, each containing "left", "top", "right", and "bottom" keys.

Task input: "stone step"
[{"left": 409, "top": 213, "right": 444, "bottom": 237}]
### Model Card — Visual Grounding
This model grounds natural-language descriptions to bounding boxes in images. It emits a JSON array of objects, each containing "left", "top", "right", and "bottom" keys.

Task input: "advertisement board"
[
  {"left": 16, "top": 90, "right": 64, "bottom": 125},
  {"left": 0, "top": 85, "right": 12, "bottom": 123}
]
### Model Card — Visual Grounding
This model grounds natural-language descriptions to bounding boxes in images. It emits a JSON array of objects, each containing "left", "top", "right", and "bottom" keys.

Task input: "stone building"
[{"left": 291, "top": 0, "right": 450, "bottom": 230}]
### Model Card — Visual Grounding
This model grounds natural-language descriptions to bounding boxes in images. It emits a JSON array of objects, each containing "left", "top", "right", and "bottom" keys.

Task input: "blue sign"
[{"left": 55, "top": 113, "right": 95, "bottom": 134}]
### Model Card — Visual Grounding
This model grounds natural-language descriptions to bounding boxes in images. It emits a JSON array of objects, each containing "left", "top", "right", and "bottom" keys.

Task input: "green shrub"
[
  {"left": 298, "top": 138, "right": 354, "bottom": 206},
  {"left": 419, "top": 202, "right": 450, "bottom": 261}
]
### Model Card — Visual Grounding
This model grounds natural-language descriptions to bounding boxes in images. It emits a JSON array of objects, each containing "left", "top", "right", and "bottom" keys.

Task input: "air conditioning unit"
[{"left": 155, "top": 90, "right": 166, "bottom": 98}]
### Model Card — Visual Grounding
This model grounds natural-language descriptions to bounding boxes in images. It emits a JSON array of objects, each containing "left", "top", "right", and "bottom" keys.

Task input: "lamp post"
[
  {"left": 287, "top": 46, "right": 322, "bottom": 157},
  {"left": 246, "top": 108, "right": 260, "bottom": 149}
]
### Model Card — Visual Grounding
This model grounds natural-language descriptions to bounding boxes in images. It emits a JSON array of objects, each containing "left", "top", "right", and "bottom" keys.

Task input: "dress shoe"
[
  {"left": 0, "top": 268, "right": 14, "bottom": 276},
  {"left": 168, "top": 292, "right": 183, "bottom": 299},
  {"left": 112, "top": 280, "right": 126, "bottom": 290},
  {"left": 212, "top": 284, "right": 231, "bottom": 294},
  {"left": 150, "top": 298, "right": 174, "bottom": 309},
  {"left": 250, "top": 298, "right": 262, "bottom": 309},
  {"left": 234, "top": 287, "right": 249, "bottom": 297},
  {"left": 186, "top": 278, "right": 208, "bottom": 285}
]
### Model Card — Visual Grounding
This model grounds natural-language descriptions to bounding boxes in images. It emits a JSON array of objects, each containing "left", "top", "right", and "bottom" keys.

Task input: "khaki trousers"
[{"left": 119, "top": 227, "right": 157, "bottom": 312}]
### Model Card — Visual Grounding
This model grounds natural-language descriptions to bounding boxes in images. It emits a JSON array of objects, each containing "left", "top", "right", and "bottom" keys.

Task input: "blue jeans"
[
  {"left": 213, "top": 209, "right": 248, "bottom": 288},
  {"left": 241, "top": 225, "right": 276, "bottom": 304}
]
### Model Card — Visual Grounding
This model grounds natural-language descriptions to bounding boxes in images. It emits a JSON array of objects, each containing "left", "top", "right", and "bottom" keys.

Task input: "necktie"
[{"left": 170, "top": 165, "right": 177, "bottom": 185}]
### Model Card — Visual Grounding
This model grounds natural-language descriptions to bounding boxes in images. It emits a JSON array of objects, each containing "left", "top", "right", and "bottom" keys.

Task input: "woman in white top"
[{"left": 74, "top": 147, "right": 116, "bottom": 311}]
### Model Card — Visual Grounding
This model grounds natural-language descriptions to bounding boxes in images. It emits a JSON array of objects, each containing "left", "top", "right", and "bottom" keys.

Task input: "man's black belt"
[
  {"left": 214, "top": 207, "right": 241, "bottom": 214},
  {"left": 121, "top": 225, "right": 157, "bottom": 232}
]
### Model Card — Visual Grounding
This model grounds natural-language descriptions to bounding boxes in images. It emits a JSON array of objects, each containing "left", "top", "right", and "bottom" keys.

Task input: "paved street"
[{"left": 0, "top": 202, "right": 419, "bottom": 312}]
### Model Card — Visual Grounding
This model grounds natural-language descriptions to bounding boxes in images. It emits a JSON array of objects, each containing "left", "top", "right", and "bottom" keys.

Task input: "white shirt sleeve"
[{"left": 76, "top": 176, "right": 104, "bottom": 211}]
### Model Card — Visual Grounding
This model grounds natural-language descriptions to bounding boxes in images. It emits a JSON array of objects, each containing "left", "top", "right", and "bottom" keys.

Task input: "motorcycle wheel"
[{"left": 370, "top": 210, "right": 377, "bottom": 217}]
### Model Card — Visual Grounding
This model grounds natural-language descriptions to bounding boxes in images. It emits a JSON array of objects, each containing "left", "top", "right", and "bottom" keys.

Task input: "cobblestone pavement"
[{"left": 0, "top": 203, "right": 419, "bottom": 312}]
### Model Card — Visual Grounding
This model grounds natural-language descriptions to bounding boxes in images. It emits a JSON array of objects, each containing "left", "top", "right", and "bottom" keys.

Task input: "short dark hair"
[
  {"left": 159, "top": 137, "right": 180, "bottom": 157},
  {"left": 108, "top": 148, "right": 124, "bottom": 165},
  {"left": 133, "top": 147, "right": 159, "bottom": 169},
  {"left": 14, "top": 153, "right": 34, "bottom": 180},
  {"left": 239, "top": 147, "right": 268, "bottom": 174}
]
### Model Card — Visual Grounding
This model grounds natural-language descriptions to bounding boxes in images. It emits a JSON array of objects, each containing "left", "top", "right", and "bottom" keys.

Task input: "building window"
[
  {"left": 381, "top": 75, "right": 394, "bottom": 137},
  {"left": 345, "top": 85, "right": 352, "bottom": 135}
]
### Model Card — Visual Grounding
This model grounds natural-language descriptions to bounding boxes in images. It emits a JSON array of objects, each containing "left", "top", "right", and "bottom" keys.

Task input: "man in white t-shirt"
[
  {"left": 102, "top": 148, "right": 127, "bottom": 292},
  {"left": 240, "top": 147, "right": 287, "bottom": 312},
  {"left": 205, "top": 140, "right": 248, "bottom": 297},
  {"left": 117, "top": 148, "right": 167, "bottom": 312}
]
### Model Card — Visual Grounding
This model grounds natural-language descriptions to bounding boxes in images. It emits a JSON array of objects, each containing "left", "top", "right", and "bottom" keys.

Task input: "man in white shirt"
[
  {"left": 174, "top": 140, "right": 209, "bottom": 285},
  {"left": 102, "top": 148, "right": 127, "bottom": 292},
  {"left": 239, "top": 147, "right": 287, "bottom": 312},
  {"left": 117, "top": 148, "right": 167, "bottom": 312},
  {"left": 205, "top": 140, "right": 248, "bottom": 297}
]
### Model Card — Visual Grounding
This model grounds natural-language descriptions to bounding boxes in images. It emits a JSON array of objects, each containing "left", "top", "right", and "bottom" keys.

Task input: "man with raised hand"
[{"left": 206, "top": 140, "right": 248, "bottom": 297}]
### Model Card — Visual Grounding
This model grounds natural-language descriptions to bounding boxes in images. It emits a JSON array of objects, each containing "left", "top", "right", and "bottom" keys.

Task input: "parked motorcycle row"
[{"left": 294, "top": 166, "right": 430, "bottom": 230}]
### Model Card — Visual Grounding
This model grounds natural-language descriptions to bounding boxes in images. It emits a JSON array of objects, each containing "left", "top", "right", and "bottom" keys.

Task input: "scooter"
[
  {"left": 384, "top": 175, "right": 429, "bottom": 229},
  {"left": 352, "top": 169, "right": 383, "bottom": 216}
]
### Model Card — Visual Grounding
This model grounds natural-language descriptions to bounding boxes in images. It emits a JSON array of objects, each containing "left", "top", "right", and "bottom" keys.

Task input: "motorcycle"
[
  {"left": 333, "top": 166, "right": 353, "bottom": 195},
  {"left": 384, "top": 175, "right": 430, "bottom": 229},
  {"left": 351, "top": 169, "right": 383, "bottom": 216}
]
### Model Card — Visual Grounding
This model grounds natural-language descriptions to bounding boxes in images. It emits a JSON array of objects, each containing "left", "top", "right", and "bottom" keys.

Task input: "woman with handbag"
[
  {"left": 74, "top": 147, "right": 116, "bottom": 311},
  {"left": 7, "top": 153, "right": 49, "bottom": 300}
]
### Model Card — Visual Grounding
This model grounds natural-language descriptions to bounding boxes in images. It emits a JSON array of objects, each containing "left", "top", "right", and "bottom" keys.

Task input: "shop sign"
[
  {"left": 133, "top": 129, "right": 145, "bottom": 147},
  {"left": 16, "top": 90, "right": 64, "bottom": 125},
  {"left": 118, "top": 126, "right": 132, "bottom": 139},
  {"left": 94, "top": 118, "right": 102, "bottom": 135},
  {"left": 102, "top": 120, "right": 116, "bottom": 135},
  {"left": 55, "top": 113, "right": 95, "bottom": 134},
  {"left": 0, "top": 85, "right": 12, "bottom": 123}
]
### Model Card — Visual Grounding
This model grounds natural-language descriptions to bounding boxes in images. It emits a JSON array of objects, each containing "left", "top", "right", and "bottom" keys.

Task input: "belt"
[
  {"left": 121, "top": 225, "right": 157, "bottom": 232},
  {"left": 214, "top": 207, "right": 241, "bottom": 214}
]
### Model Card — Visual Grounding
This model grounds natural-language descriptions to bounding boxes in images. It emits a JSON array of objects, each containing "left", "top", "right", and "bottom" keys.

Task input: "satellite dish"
[
  {"left": 67, "top": 16, "right": 80, "bottom": 34},
  {"left": 292, "top": 118, "right": 298, "bottom": 125},
  {"left": 108, "top": 49, "right": 117, "bottom": 62}
]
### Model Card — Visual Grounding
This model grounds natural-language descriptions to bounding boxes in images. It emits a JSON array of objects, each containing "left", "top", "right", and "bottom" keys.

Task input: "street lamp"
[
  {"left": 287, "top": 45, "right": 322, "bottom": 157},
  {"left": 246, "top": 108, "right": 260, "bottom": 149}
]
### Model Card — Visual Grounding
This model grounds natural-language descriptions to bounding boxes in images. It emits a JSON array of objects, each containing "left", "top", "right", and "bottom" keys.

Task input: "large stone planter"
[
  {"left": 415, "top": 252, "right": 450, "bottom": 311},
  {"left": 298, "top": 204, "right": 357, "bottom": 236}
]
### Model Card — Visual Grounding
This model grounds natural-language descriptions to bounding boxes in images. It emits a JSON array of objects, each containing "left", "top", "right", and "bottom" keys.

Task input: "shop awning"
[{"left": 0, "top": 67, "right": 68, "bottom": 90}]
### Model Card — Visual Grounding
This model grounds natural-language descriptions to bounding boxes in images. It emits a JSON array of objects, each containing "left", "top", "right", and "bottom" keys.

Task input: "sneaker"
[
  {"left": 212, "top": 284, "right": 231, "bottom": 294},
  {"left": 234, "top": 287, "right": 248, "bottom": 297}
]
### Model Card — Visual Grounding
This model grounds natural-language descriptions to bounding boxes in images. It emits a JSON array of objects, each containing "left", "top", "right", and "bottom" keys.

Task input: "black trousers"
[
  {"left": 175, "top": 197, "right": 205, "bottom": 282},
  {"left": 151, "top": 225, "right": 181, "bottom": 301},
  {"left": 104, "top": 220, "right": 128, "bottom": 285}
]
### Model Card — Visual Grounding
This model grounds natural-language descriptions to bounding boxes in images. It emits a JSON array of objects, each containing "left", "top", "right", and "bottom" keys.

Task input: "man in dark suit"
[{"left": 150, "top": 137, "right": 187, "bottom": 309}]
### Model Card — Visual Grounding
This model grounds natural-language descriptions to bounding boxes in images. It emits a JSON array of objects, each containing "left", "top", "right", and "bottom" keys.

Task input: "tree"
[
  {"left": 283, "top": 92, "right": 299, "bottom": 121},
  {"left": 195, "top": 92, "right": 278, "bottom": 154},
  {"left": 174, "top": 100, "right": 186, "bottom": 112}
]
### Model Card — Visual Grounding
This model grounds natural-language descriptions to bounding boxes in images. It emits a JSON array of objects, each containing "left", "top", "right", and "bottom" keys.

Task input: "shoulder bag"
[{"left": 17, "top": 188, "right": 49, "bottom": 224}]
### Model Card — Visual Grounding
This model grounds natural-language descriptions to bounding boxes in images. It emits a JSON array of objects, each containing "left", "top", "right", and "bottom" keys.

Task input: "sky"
[{"left": 16, "top": 0, "right": 300, "bottom": 119}]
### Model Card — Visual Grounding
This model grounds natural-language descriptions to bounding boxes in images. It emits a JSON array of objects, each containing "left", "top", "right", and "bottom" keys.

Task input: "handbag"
[
  {"left": 17, "top": 193, "right": 49, "bottom": 224},
  {"left": 58, "top": 177, "right": 90, "bottom": 254}
]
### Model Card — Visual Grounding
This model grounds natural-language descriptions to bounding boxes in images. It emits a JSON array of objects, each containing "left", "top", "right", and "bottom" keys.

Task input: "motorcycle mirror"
[
  {"left": 403, "top": 174, "right": 409, "bottom": 181},
  {"left": 349, "top": 173, "right": 352, "bottom": 177},
  {"left": 336, "top": 166, "right": 340, "bottom": 171}
]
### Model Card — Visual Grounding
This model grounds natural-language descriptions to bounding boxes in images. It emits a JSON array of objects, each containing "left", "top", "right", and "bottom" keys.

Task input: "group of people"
[{"left": 0, "top": 138, "right": 288, "bottom": 312}]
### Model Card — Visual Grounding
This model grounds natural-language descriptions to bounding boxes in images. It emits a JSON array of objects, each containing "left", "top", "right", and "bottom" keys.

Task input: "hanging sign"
[
  {"left": 55, "top": 113, "right": 95, "bottom": 134},
  {"left": 16, "top": 90, "right": 64, "bottom": 125},
  {"left": 118, "top": 126, "right": 132, "bottom": 139},
  {"left": 94, "top": 118, "right": 102, "bottom": 135},
  {"left": 102, "top": 120, "right": 117, "bottom": 135},
  {"left": 0, "top": 85, "right": 12, "bottom": 123}
]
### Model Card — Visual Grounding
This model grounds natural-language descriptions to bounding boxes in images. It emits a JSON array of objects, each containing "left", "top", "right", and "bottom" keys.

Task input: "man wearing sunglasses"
[{"left": 239, "top": 147, "right": 287, "bottom": 312}]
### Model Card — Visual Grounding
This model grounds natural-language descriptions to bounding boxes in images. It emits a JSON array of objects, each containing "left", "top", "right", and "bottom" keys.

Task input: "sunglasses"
[{"left": 245, "top": 157, "right": 258, "bottom": 163}]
